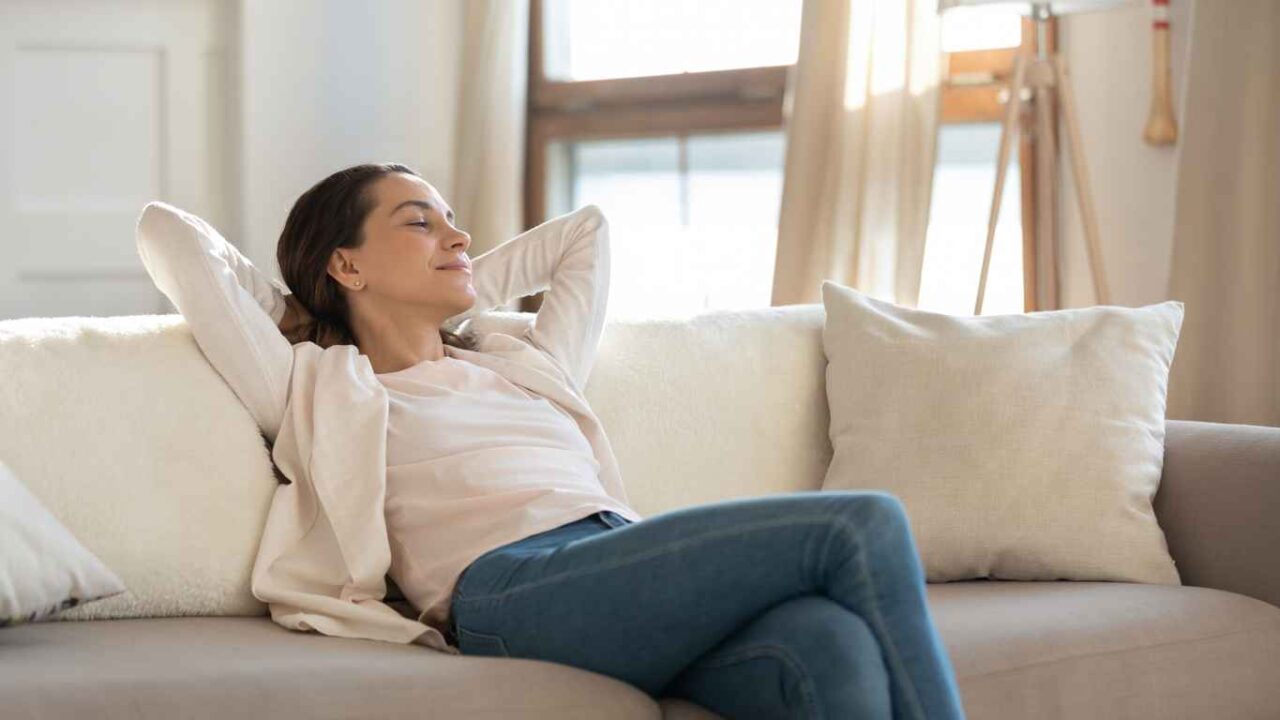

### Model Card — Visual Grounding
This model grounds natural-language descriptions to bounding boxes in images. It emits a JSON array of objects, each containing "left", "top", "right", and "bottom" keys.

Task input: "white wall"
[
  {"left": 236, "top": 0, "right": 464, "bottom": 276},
  {"left": 1058, "top": 0, "right": 1193, "bottom": 308}
]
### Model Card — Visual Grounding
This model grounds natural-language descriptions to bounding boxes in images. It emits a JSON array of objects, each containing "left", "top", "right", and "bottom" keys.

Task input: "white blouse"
[{"left": 377, "top": 347, "right": 635, "bottom": 636}]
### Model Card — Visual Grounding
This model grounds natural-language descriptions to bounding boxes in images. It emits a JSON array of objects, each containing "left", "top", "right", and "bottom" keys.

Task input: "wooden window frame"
[
  {"left": 523, "top": 4, "right": 1051, "bottom": 313},
  {"left": 938, "top": 18, "right": 1055, "bottom": 312},
  {"left": 521, "top": 0, "right": 791, "bottom": 312}
]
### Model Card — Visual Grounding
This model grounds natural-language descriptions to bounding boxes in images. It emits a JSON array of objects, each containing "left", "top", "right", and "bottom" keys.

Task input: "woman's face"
[{"left": 332, "top": 172, "right": 475, "bottom": 323}]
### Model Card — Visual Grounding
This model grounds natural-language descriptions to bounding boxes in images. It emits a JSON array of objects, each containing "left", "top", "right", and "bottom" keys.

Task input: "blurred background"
[{"left": 0, "top": 0, "right": 1274, "bottom": 425}]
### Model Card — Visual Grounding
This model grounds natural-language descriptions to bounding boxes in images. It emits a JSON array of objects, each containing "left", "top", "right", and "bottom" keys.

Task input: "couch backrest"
[
  {"left": 475, "top": 305, "right": 833, "bottom": 517},
  {"left": 0, "top": 304, "right": 832, "bottom": 620},
  {"left": 0, "top": 315, "right": 277, "bottom": 622}
]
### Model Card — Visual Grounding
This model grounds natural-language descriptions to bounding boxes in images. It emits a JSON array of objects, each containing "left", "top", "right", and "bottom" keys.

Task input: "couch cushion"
[
  {"left": 4, "top": 583, "right": 1277, "bottom": 720},
  {"left": 579, "top": 304, "right": 832, "bottom": 516},
  {"left": 0, "top": 616, "right": 661, "bottom": 719},
  {"left": 929, "top": 581, "right": 1280, "bottom": 719},
  {"left": 821, "top": 284, "right": 1183, "bottom": 586},
  {"left": 473, "top": 306, "right": 833, "bottom": 518},
  {"left": 0, "top": 315, "right": 277, "bottom": 621}
]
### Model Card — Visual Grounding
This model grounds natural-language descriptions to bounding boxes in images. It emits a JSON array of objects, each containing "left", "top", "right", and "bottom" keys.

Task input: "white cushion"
[
  {"left": 0, "top": 315, "right": 277, "bottom": 620},
  {"left": 471, "top": 306, "right": 834, "bottom": 517},
  {"left": 820, "top": 281, "right": 1184, "bottom": 585},
  {"left": 1, "top": 459, "right": 126, "bottom": 625}
]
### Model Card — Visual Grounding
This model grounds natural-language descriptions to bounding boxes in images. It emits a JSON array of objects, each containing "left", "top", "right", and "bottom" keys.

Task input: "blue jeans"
[{"left": 448, "top": 491, "right": 966, "bottom": 720}]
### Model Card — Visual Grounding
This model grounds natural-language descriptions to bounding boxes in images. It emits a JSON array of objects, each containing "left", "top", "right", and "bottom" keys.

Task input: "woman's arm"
[
  {"left": 443, "top": 205, "right": 611, "bottom": 391},
  {"left": 135, "top": 201, "right": 294, "bottom": 444}
]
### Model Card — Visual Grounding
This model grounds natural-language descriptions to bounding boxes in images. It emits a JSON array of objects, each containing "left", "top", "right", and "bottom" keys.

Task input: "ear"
[{"left": 327, "top": 248, "right": 362, "bottom": 289}]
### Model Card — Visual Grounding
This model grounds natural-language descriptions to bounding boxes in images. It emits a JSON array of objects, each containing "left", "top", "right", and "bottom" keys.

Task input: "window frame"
[
  {"left": 521, "top": 0, "right": 791, "bottom": 312},
  {"left": 523, "top": 3, "right": 1052, "bottom": 314}
]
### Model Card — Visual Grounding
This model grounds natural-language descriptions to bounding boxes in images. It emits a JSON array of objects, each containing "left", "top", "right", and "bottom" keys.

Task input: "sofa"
[{"left": 1, "top": 304, "right": 1277, "bottom": 719}]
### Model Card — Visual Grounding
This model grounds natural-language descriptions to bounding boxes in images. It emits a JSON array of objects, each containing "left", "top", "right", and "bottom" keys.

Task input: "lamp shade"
[{"left": 937, "top": 0, "right": 1139, "bottom": 14}]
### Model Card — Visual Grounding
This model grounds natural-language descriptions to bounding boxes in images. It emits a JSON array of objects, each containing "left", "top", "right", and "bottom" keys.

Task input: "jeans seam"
[
  {"left": 832, "top": 515, "right": 930, "bottom": 720},
  {"left": 449, "top": 516, "right": 835, "bottom": 606},
  {"left": 689, "top": 644, "right": 824, "bottom": 720}
]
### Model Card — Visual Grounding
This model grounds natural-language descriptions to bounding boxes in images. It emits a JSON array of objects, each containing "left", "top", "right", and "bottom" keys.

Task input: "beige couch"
[{"left": 1, "top": 305, "right": 1278, "bottom": 719}]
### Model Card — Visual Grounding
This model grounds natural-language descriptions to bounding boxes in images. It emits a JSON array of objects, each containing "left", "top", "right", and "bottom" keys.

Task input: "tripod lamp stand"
[{"left": 938, "top": 0, "right": 1136, "bottom": 314}]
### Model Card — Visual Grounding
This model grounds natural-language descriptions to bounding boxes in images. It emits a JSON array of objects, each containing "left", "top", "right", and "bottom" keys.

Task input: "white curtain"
[
  {"left": 772, "top": 0, "right": 942, "bottom": 307},
  {"left": 451, "top": 0, "right": 530, "bottom": 270},
  {"left": 1165, "top": 1, "right": 1280, "bottom": 427}
]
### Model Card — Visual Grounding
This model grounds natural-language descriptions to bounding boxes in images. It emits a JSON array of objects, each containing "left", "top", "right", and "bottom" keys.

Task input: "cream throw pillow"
[
  {"left": 820, "top": 281, "right": 1184, "bottom": 585},
  {"left": 1, "top": 460, "right": 126, "bottom": 626}
]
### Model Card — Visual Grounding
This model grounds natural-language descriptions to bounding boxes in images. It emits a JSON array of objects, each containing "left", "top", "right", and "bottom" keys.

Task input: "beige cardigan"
[{"left": 135, "top": 201, "right": 637, "bottom": 654}]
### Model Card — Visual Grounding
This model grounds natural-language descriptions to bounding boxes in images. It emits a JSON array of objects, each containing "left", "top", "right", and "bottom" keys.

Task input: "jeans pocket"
[
  {"left": 598, "top": 511, "right": 632, "bottom": 529},
  {"left": 455, "top": 624, "right": 512, "bottom": 658}
]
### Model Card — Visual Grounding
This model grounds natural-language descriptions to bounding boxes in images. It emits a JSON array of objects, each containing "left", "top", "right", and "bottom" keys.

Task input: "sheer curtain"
[
  {"left": 451, "top": 0, "right": 530, "bottom": 276},
  {"left": 771, "top": 0, "right": 942, "bottom": 307},
  {"left": 1165, "top": 1, "right": 1280, "bottom": 427}
]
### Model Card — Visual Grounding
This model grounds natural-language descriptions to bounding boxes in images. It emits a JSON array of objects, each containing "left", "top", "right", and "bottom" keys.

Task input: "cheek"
[
  {"left": 367, "top": 252, "right": 430, "bottom": 295},
  {"left": 385, "top": 243, "right": 433, "bottom": 278}
]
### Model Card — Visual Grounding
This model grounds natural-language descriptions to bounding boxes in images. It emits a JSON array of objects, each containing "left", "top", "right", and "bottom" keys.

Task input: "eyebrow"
[{"left": 391, "top": 199, "right": 455, "bottom": 222}]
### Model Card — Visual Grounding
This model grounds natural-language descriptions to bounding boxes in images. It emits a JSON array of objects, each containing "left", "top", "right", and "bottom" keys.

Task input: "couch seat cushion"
[
  {"left": 928, "top": 580, "right": 1280, "bottom": 719},
  {"left": 0, "top": 616, "right": 662, "bottom": 719}
]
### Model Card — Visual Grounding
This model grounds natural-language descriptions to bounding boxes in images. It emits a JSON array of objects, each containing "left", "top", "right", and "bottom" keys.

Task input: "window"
[
  {"left": 526, "top": 1, "right": 1046, "bottom": 319},
  {"left": 525, "top": 0, "right": 802, "bottom": 320},
  {"left": 921, "top": 10, "right": 1050, "bottom": 315}
]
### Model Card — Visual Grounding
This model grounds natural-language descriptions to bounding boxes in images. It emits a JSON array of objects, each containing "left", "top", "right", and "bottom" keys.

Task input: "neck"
[{"left": 349, "top": 303, "right": 448, "bottom": 375}]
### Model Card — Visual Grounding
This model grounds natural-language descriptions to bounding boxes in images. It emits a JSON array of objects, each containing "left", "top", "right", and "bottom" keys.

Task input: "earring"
[{"left": 354, "top": 280, "right": 362, "bottom": 287}]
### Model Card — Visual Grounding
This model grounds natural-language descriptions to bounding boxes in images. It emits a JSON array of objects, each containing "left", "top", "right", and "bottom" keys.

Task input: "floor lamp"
[{"left": 937, "top": 0, "right": 1135, "bottom": 314}]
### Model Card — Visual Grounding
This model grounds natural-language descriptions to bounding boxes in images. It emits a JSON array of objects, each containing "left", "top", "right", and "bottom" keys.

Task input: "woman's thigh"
[
  {"left": 666, "top": 595, "right": 892, "bottom": 720},
  {"left": 448, "top": 491, "right": 923, "bottom": 698}
]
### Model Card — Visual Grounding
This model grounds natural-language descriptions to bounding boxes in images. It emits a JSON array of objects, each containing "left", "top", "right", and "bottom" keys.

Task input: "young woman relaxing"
[{"left": 136, "top": 162, "right": 965, "bottom": 720}]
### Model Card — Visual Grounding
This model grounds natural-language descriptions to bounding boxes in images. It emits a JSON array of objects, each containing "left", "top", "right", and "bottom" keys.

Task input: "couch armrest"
[{"left": 1154, "top": 420, "right": 1280, "bottom": 608}]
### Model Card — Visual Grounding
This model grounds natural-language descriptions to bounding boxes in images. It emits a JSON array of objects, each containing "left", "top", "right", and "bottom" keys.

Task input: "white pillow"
[
  {"left": 820, "top": 281, "right": 1184, "bottom": 585},
  {"left": 1, "top": 460, "right": 126, "bottom": 626}
]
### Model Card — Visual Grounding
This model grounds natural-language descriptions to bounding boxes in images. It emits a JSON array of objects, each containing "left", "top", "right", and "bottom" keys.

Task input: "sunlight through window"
[
  {"left": 918, "top": 123, "right": 1025, "bottom": 316},
  {"left": 546, "top": 132, "right": 786, "bottom": 322},
  {"left": 543, "top": 0, "right": 802, "bottom": 81}
]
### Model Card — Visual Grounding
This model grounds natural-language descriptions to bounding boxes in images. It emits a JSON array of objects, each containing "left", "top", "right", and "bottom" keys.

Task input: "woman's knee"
[
  {"left": 671, "top": 596, "right": 892, "bottom": 719},
  {"left": 821, "top": 490, "right": 911, "bottom": 533},
  {"left": 752, "top": 596, "right": 893, "bottom": 716},
  {"left": 765, "top": 596, "right": 885, "bottom": 665}
]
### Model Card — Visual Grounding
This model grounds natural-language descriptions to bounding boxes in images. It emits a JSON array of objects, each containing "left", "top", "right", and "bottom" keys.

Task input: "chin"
[{"left": 452, "top": 294, "right": 477, "bottom": 316}]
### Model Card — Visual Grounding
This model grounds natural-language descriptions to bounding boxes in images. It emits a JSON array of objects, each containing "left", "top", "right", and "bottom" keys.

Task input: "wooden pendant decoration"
[{"left": 1143, "top": 0, "right": 1178, "bottom": 145}]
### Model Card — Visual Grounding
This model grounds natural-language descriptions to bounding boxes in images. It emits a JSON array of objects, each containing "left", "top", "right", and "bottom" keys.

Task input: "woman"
[{"left": 138, "top": 162, "right": 965, "bottom": 720}]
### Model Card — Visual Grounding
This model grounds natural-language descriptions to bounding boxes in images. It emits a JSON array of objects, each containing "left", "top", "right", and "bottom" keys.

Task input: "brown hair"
[{"left": 276, "top": 162, "right": 478, "bottom": 351}]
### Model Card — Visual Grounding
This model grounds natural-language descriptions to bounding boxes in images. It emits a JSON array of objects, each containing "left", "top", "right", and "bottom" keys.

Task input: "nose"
[{"left": 448, "top": 228, "right": 470, "bottom": 251}]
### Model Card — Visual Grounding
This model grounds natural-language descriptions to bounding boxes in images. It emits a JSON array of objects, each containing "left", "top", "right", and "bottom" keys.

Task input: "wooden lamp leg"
[
  {"left": 976, "top": 54, "right": 1028, "bottom": 315},
  {"left": 1030, "top": 59, "right": 1059, "bottom": 311},
  {"left": 1054, "top": 54, "right": 1110, "bottom": 306}
]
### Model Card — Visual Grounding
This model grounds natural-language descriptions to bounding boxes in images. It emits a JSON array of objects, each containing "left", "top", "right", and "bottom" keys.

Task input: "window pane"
[
  {"left": 940, "top": 8, "right": 1023, "bottom": 52},
  {"left": 546, "top": 131, "right": 785, "bottom": 321},
  {"left": 687, "top": 132, "right": 786, "bottom": 314},
  {"left": 542, "top": 0, "right": 803, "bottom": 81},
  {"left": 918, "top": 123, "right": 1024, "bottom": 316}
]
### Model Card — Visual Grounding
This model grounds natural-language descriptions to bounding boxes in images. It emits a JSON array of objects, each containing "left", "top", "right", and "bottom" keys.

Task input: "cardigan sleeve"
[
  {"left": 443, "top": 205, "right": 612, "bottom": 391},
  {"left": 135, "top": 201, "right": 294, "bottom": 445}
]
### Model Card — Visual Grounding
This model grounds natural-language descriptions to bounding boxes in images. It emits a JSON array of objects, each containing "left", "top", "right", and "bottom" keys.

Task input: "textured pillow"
[
  {"left": 1, "top": 460, "right": 126, "bottom": 626},
  {"left": 0, "top": 314, "right": 275, "bottom": 621},
  {"left": 820, "top": 281, "right": 1184, "bottom": 585}
]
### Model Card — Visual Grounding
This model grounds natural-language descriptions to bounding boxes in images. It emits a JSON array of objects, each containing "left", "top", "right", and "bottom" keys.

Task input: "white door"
[{"left": 0, "top": 0, "right": 231, "bottom": 320}]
